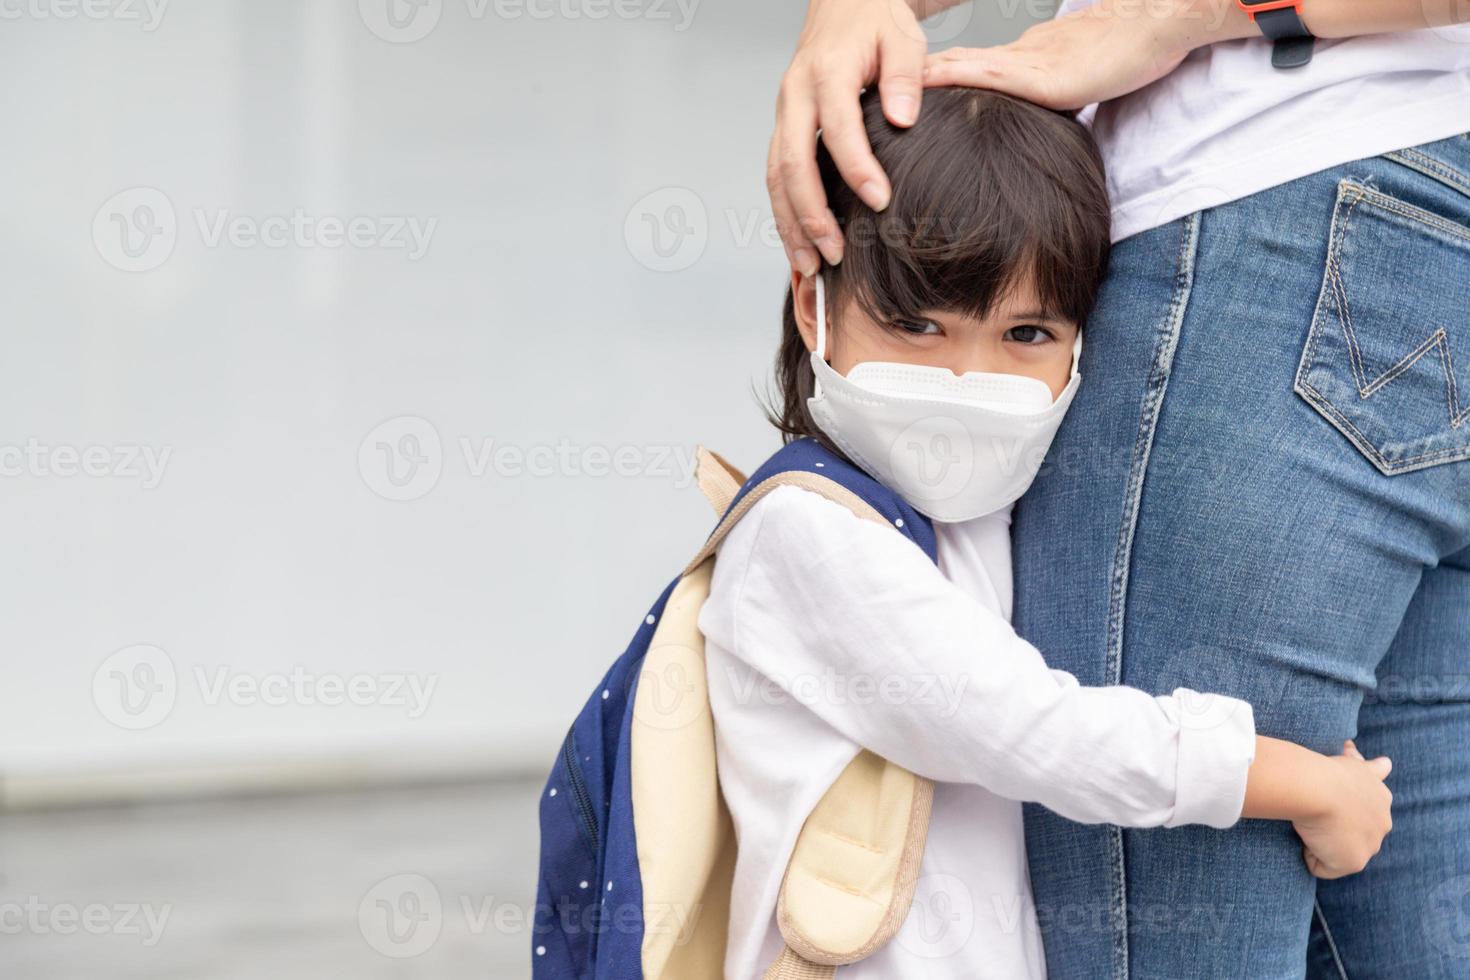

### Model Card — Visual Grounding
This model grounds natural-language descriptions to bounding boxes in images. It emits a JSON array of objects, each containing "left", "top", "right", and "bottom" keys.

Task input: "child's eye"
[
  {"left": 892, "top": 318, "right": 942, "bottom": 337},
  {"left": 1005, "top": 325, "right": 1054, "bottom": 345}
]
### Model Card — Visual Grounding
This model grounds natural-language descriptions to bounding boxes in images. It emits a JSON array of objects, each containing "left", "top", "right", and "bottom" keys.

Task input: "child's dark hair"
[{"left": 770, "top": 88, "right": 1111, "bottom": 444}]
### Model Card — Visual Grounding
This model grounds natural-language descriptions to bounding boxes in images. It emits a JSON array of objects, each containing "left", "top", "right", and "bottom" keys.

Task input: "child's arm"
[
  {"left": 1243, "top": 736, "right": 1393, "bottom": 878},
  {"left": 702, "top": 486, "right": 1390, "bottom": 859}
]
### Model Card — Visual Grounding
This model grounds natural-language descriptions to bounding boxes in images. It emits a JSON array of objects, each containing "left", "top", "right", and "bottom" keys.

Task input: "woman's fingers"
[
  {"left": 771, "top": 84, "right": 842, "bottom": 268},
  {"left": 768, "top": 0, "right": 931, "bottom": 272},
  {"left": 877, "top": 28, "right": 926, "bottom": 128},
  {"left": 767, "top": 136, "right": 818, "bottom": 276},
  {"left": 815, "top": 68, "right": 890, "bottom": 216},
  {"left": 922, "top": 47, "right": 1056, "bottom": 106}
]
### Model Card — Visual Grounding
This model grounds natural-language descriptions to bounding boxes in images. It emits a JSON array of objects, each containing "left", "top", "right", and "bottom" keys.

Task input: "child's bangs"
[{"left": 828, "top": 88, "right": 1110, "bottom": 330}]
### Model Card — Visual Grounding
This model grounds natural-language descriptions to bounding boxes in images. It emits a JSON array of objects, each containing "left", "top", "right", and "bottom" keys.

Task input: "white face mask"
[{"left": 806, "top": 273, "right": 1081, "bottom": 523}]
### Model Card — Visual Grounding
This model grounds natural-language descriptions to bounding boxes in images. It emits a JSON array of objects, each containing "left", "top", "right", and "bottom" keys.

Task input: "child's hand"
[{"left": 1292, "top": 741, "right": 1393, "bottom": 879}]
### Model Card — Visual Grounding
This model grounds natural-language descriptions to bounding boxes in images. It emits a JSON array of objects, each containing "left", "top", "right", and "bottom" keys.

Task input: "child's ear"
[{"left": 792, "top": 269, "right": 820, "bottom": 355}]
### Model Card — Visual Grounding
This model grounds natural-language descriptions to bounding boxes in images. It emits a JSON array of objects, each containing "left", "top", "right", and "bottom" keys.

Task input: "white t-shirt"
[
  {"left": 1053, "top": 1, "right": 1470, "bottom": 242},
  {"left": 698, "top": 485, "right": 1258, "bottom": 979}
]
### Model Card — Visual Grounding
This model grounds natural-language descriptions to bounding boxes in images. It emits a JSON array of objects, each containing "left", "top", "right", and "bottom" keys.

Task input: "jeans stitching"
[
  {"left": 1300, "top": 379, "right": 1470, "bottom": 469},
  {"left": 1312, "top": 898, "right": 1351, "bottom": 980},
  {"left": 1348, "top": 182, "right": 1470, "bottom": 245},
  {"left": 1330, "top": 188, "right": 1465, "bottom": 421},
  {"left": 1328, "top": 185, "right": 1369, "bottom": 392},
  {"left": 1105, "top": 211, "right": 1200, "bottom": 980},
  {"left": 1296, "top": 181, "right": 1470, "bottom": 470},
  {"left": 1386, "top": 147, "right": 1470, "bottom": 201}
]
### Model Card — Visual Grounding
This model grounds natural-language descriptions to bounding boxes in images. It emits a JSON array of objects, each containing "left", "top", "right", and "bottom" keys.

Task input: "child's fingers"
[
  {"left": 1368, "top": 755, "right": 1392, "bottom": 780},
  {"left": 1343, "top": 739, "right": 1364, "bottom": 760},
  {"left": 1303, "top": 847, "right": 1343, "bottom": 880}
]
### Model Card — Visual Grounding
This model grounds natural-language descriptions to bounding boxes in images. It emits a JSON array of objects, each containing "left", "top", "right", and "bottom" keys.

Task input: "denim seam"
[
  {"left": 1104, "top": 211, "right": 1200, "bottom": 980},
  {"left": 1340, "top": 181, "right": 1470, "bottom": 246},
  {"left": 1312, "top": 898, "right": 1351, "bottom": 980},
  {"left": 1385, "top": 147, "right": 1470, "bottom": 201}
]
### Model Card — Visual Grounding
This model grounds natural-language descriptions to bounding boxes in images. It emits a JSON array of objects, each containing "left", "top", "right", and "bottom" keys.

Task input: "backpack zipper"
[{"left": 561, "top": 728, "right": 599, "bottom": 851}]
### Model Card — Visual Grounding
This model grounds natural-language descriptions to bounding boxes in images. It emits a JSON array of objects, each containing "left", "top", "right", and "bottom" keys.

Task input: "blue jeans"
[{"left": 1015, "top": 132, "right": 1470, "bottom": 979}]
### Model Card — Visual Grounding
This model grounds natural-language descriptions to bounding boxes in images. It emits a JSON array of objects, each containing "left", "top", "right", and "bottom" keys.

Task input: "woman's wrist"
[{"left": 1156, "top": 0, "right": 1258, "bottom": 52}]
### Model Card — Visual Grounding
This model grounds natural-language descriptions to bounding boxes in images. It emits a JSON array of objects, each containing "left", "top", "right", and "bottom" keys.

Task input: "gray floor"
[{"left": 0, "top": 779, "right": 543, "bottom": 980}]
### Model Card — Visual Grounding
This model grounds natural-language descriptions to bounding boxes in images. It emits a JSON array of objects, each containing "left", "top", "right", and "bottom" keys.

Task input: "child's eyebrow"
[{"left": 1007, "top": 309, "right": 1066, "bottom": 323}]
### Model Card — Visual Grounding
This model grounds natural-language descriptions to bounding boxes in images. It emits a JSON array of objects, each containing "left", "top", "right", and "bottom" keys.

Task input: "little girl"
[{"left": 697, "top": 88, "right": 1393, "bottom": 978}]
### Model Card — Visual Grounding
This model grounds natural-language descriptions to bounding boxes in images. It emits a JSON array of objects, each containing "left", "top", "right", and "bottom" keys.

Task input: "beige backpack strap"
[
  {"left": 769, "top": 752, "right": 933, "bottom": 972},
  {"left": 684, "top": 453, "right": 934, "bottom": 977},
  {"left": 683, "top": 466, "right": 909, "bottom": 577},
  {"left": 693, "top": 445, "right": 746, "bottom": 516},
  {"left": 763, "top": 947, "right": 836, "bottom": 980}
]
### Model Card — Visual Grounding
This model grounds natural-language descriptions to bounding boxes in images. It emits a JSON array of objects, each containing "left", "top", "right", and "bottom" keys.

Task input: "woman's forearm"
[{"left": 1181, "top": 0, "right": 1470, "bottom": 49}]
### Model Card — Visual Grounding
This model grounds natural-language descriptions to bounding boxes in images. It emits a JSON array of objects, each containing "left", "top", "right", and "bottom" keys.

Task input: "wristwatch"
[{"left": 1236, "top": 0, "right": 1315, "bottom": 69}]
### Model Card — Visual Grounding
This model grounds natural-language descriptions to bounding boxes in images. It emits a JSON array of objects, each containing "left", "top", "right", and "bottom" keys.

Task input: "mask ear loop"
[
  {"left": 814, "top": 272, "right": 828, "bottom": 361},
  {"left": 1070, "top": 330, "right": 1083, "bottom": 378}
]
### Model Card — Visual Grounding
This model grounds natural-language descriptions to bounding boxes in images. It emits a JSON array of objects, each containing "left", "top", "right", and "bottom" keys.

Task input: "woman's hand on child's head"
[
  {"left": 1293, "top": 741, "right": 1393, "bottom": 880},
  {"left": 769, "top": 0, "right": 931, "bottom": 274}
]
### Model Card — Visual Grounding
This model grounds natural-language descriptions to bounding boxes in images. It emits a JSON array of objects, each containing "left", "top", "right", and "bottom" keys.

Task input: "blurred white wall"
[{"left": 0, "top": 0, "right": 1052, "bottom": 803}]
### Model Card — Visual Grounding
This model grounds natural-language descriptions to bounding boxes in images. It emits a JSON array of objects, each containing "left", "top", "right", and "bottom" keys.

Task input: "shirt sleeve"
[{"left": 697, "top": 485, "right": 1256, "bottom": 830}]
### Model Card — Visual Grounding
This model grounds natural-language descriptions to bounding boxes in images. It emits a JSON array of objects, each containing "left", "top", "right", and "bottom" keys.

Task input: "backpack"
[{"left": 533, "top": 437, "right": 939, "bottom": 979}]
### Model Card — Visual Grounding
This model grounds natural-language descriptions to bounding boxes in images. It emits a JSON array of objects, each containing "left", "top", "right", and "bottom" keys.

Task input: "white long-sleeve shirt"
[{"left": 698, "top": 485, "right": 1257, "bottom": 979}]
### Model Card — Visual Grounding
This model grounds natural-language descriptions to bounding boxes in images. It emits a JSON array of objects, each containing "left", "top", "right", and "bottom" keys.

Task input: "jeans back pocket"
[{"left": 1296, "top": 179, "right": 1470, "bottom": 475}]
